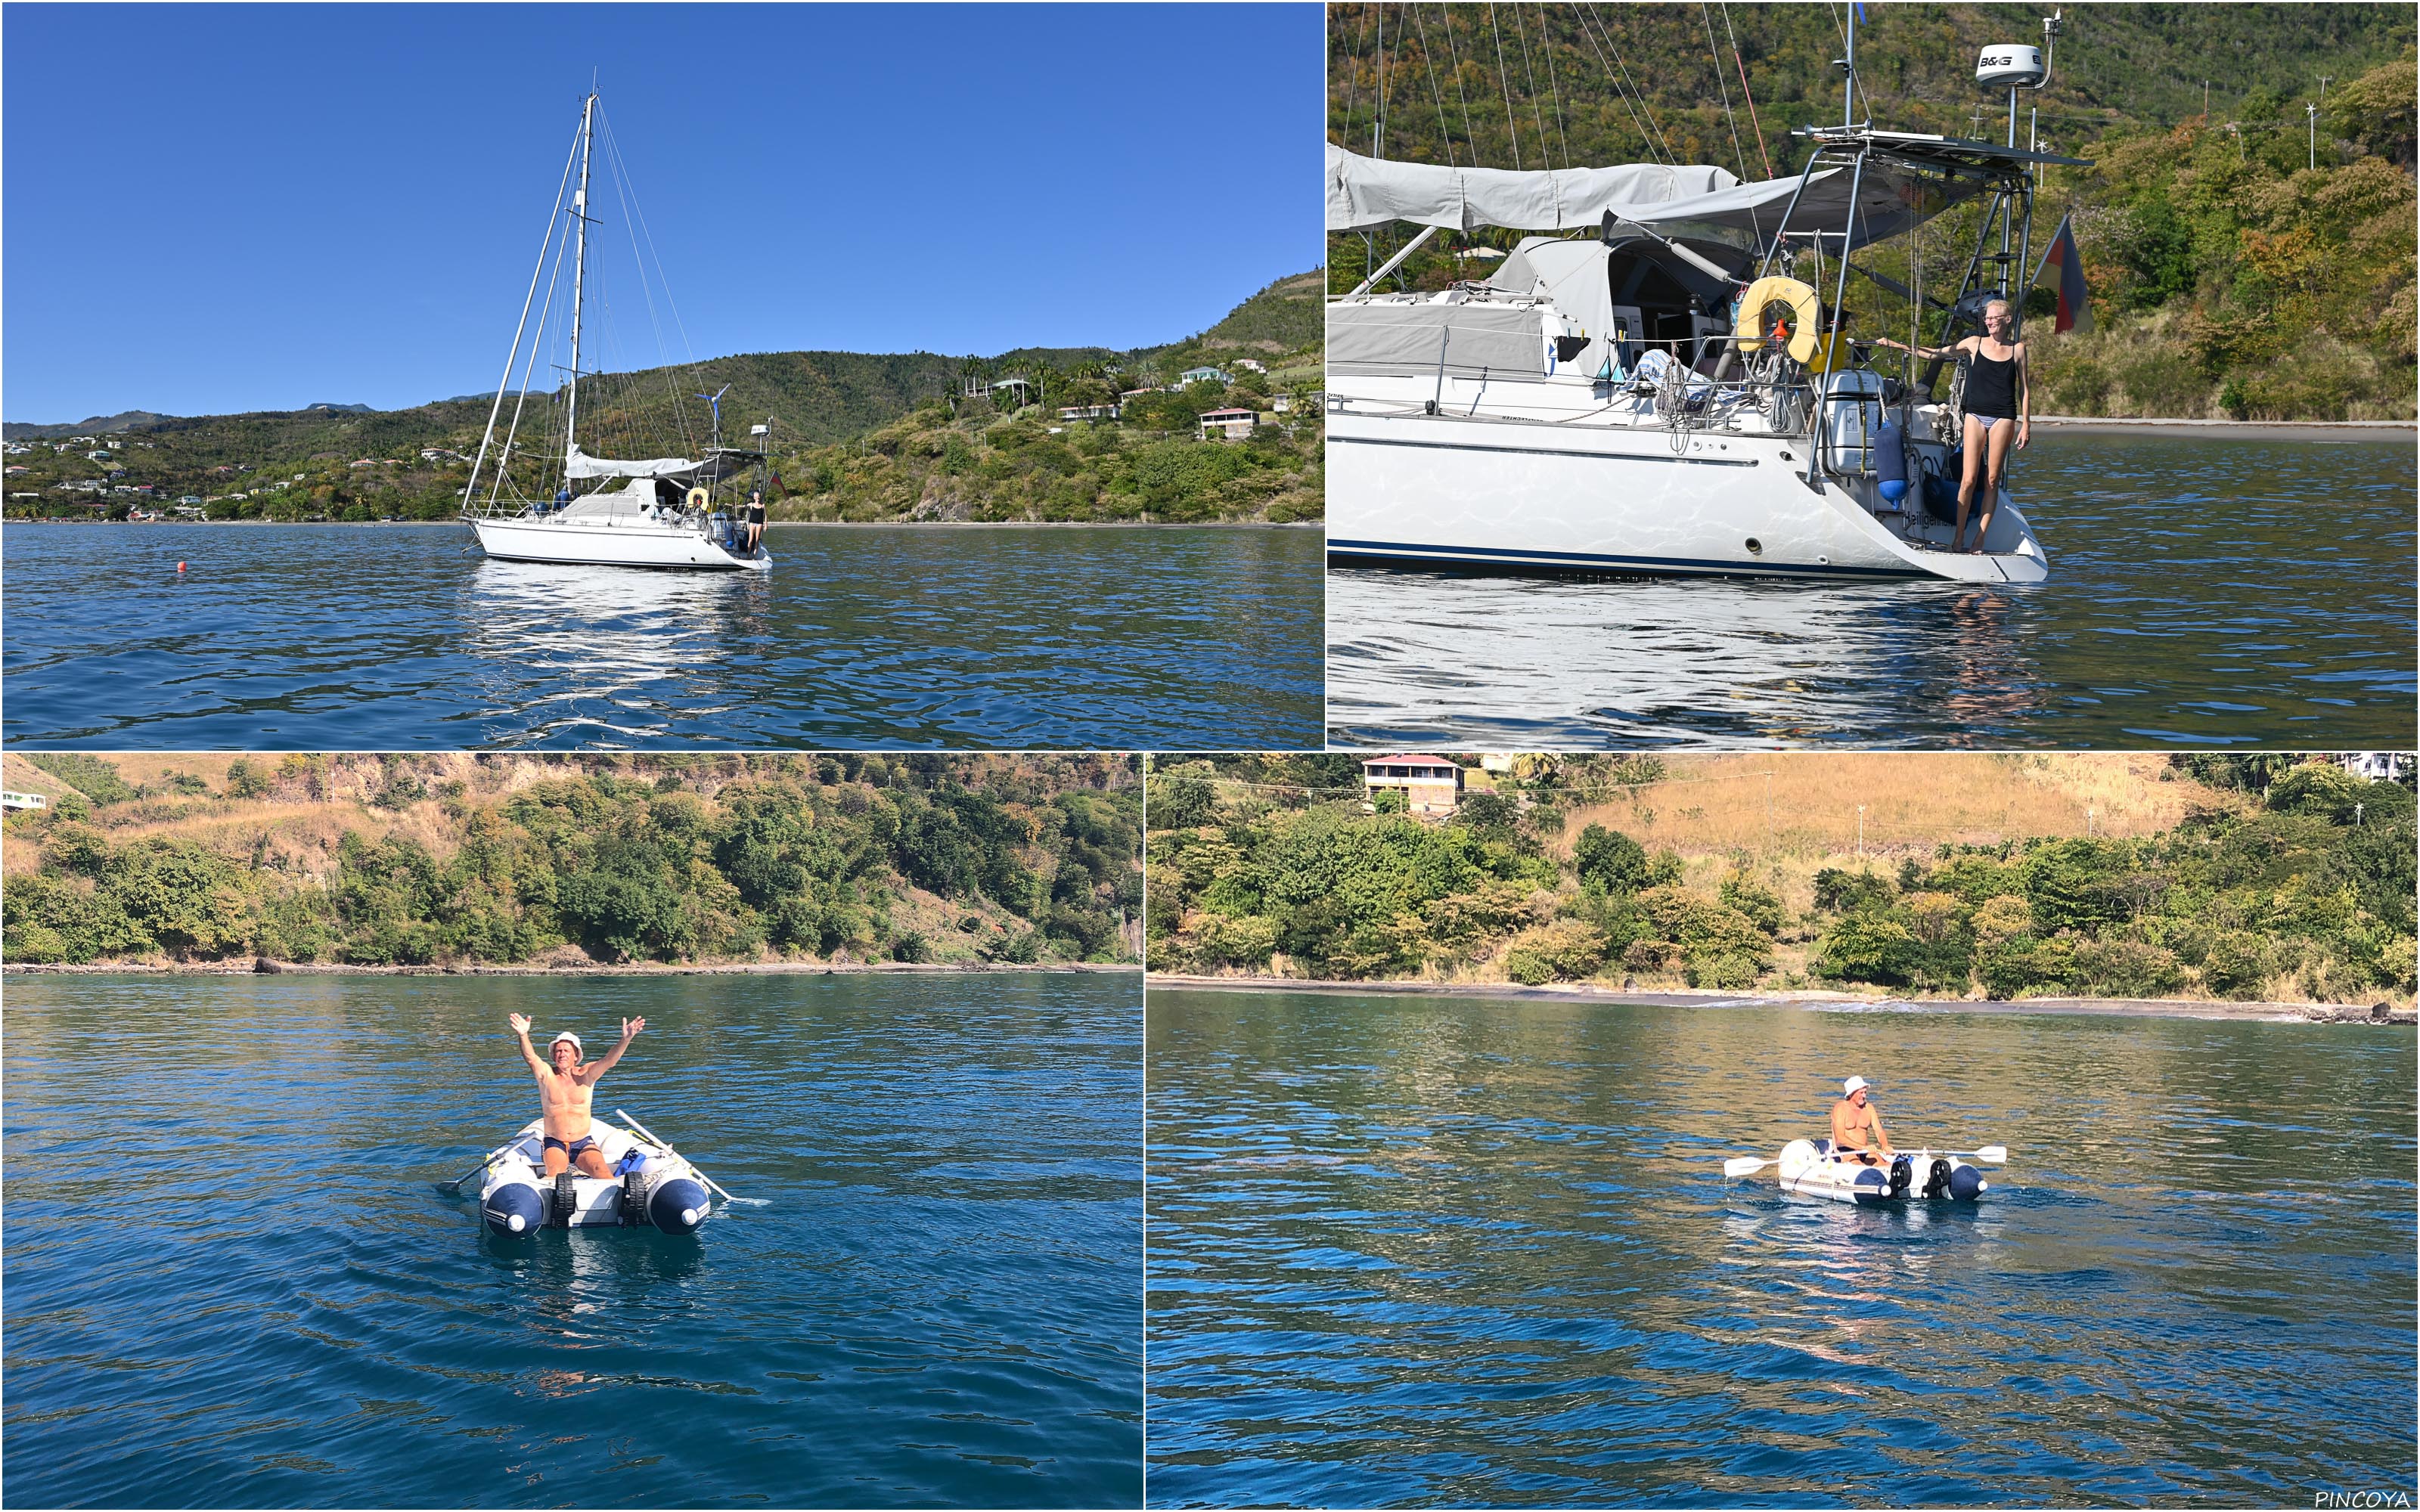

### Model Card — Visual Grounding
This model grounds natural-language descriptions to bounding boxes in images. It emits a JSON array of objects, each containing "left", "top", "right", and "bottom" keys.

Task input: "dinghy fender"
[
  {"left": 1876, "top": 418, "right": 1908, "bottom": 503},
  {"left": 1950, "top": 1164, "right": 1987, "bottom": 1201},
  {"left": 484, "top": 1182, "right": 544, "bottom": 1237},
  {"left": 649, "top": 1176, "right": 710, "bottom": 1233}
]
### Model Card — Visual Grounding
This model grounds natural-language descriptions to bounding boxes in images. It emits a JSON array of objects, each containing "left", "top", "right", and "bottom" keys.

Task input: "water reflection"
[
  {"left": 1, "top": 522, "right": 1323, "bottom": 748},
  {"left": 458, "top": 558, "right": 767, "bottom": 743},
  {"left": 1148, "top": 990, "right": 2418, "bottom": 1507},
  {"left": 1329, "top": 435, "right": 2415, "bottom": 748}
]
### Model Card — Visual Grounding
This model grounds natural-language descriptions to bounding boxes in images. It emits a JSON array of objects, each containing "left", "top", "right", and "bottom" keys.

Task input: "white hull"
[
  {"left": 1328, "top": 401, "right": 2046, "bottom": 584},
  {"left": 470, "top": 514, "right": 770, "bottom": 572},
  {"left": 1774, "top": 1138, "right": 1988, "bottom": 1206},
  {"left": 476, "top": 1117, "right": 715, "bottom": 1235}
]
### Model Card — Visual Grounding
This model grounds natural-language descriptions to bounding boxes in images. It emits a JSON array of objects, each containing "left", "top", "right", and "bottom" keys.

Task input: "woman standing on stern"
[{"left": 1873, "top": 296, "right": 2030, "bottom": 554}]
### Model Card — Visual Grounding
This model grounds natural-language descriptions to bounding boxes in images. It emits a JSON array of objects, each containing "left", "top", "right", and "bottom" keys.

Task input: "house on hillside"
[
  {"left": 1233, "top": 358, "right": 1266, "bottom": 373},
  {"left": 1056, "top": 404, "right": 1119, "bottom": 423},
  {"left": 1178, "top": 366, "right": 1232, "bottom": 386},
  {"left": 1198, "top": 407, "right": 1257, "bottom": 441},
  {"left": 2338, "top": 753, "right": 2409, "bottom": 782},
  {"left": 1362, "top": 754, "right": 1464, "bottom": 817}
]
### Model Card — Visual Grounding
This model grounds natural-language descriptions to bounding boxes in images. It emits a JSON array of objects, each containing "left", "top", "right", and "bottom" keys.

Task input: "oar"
[
  {"left": 615, "top": 1108, "right": 764, "bottom": 1206},
  {"left": 439, "top": 1154, "right": 496, "bottom": 1194}
]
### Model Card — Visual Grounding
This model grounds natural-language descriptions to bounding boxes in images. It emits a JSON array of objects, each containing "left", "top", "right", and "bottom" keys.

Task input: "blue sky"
[{"left": 3, "top": 3, "right": 1323, "bottom": 421}]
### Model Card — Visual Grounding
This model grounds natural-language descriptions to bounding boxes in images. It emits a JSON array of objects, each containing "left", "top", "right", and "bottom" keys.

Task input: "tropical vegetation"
[
  {"left": 4, "top": 754, "right": 1141, "bottom": 971},
  {"left": 3, "top": 271, "right": 1323, "bottom": 523},
  {"left": 1327, "top": 4, "right": 2415, "bottom": 420},
  {"left": 1146, "top": 753, "right": 2415, "bottom": 1004}
]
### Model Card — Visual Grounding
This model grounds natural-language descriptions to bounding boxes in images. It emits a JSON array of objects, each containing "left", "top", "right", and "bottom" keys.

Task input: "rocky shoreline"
[
  {"left": 8, "top": 959, "right": 1140, "bottom": 979},
  {"left": 1145, "top": 974, "right": 2416, "bottom": 1025}
]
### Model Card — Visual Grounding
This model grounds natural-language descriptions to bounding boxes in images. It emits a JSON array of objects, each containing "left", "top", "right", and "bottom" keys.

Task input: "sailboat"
[
  {"left": 461, "top": 91, "right": 771, "bottom": 572},
  {"left": 1326, "top": 9, "right": 2082, "bottom": 584}
]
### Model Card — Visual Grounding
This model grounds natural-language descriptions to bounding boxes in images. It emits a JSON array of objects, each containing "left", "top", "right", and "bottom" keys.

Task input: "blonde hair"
[{"left": 1983, "top": 298, "right": 2012, "bottom": 319}]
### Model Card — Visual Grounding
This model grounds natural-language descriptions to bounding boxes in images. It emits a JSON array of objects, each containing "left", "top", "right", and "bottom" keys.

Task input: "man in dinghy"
[
  {"left": 1830, "top": 1075, "right": 1897, "bottom": 1167},
  {"left": 507, "top": 1013, "right": 645, "bottom": 1179}
]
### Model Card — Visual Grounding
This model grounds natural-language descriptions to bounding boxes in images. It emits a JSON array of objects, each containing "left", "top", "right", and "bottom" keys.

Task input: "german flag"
[{"left": 2031, "top": 212, "right": 2093, "bottom": 334}]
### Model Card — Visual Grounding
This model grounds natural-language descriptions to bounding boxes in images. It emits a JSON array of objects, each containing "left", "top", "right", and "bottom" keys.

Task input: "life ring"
[
  {"left": 686, "top": 486, "right": 709, "bottom": 511},
  {"left": 1734, "top": 275, "right": 1822, "bottom": 364}
]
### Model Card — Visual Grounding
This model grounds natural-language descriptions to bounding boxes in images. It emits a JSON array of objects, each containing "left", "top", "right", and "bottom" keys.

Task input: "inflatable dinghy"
[
  {"left": 1776, "top": 1137, "right": 1987, "bottom": 1206},
  {"left": 474, "top": 1115, "right": 714, "bottom": 1236}
]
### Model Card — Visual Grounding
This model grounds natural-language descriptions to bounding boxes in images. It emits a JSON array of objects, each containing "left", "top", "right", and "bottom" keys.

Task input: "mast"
[{"left": 564, "top": 91, "right": 597, "bottom": 469}]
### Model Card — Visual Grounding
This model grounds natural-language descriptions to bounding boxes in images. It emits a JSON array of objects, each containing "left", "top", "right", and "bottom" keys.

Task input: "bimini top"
[{"left": 1326, "top": 135, "right": 2074, "bottom": 253}]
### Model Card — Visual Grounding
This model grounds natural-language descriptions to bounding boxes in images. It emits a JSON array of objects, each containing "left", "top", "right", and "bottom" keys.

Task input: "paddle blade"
[
  {"left": 1971, "top": 1145, "right": 2008, "bottom": 1163},
  {"left": 1722, "top": 1156, "right": 1769, "bottom": 1179}
]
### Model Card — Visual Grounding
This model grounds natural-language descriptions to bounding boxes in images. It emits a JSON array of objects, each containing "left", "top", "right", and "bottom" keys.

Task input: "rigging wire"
[
  {"left": 1440, "top": 2, "right": 1480, "bottom": 167},
  {"left": 1509, "top": 3, "right": 1553, "bottom": 171},
  {"left": 1488, "top": 3, "right": 1523, "bottom": 170},
  {"left": 1589, "top": 2, "right": 1677, "bottom": 164},
  {"left": 1718, "top": 2, "right": 1777, "bottom": 179},
  {"left": 465, "top": 113, "right": 582, "bottom": 516},
  {"left": 1539, "top": 7, "right": 1572, "bottom": 171},
  {"left": 1373, "top": 2, "right": 1386, "bottom": 157},
  {"left": 495, "top": 185, "right": 577, "bottom": 507},
  {"left": 1410, "top": 1, "right": 1454, "bottom": 167},
  {"left": 1823, "top": 1, "right": 1872, "bottom": 125},
  {"left": 1701, "top": 2, "right": 1750, "bottom": 184},
  {"left": 1573, "top": 3, "right": 1664, "bottom": 166},
  {"left": 1342, "top": 2, "right": 1369, "bottom": 150},
  {"left": 597, "top": 106, "right": 702, "bottom": 459}
]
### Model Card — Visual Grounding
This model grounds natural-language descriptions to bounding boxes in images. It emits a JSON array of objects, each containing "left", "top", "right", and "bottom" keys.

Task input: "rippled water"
[
  {"left": 1328, "top": 435, "right": 2416, "bottom": 748},
  {"left": 0, "top": 523, "right": 1322, "bottom": 749},
  {"left": 3, "top": 972, "right": 1141, "bottom": 1508},
  {"left": 1146, "top": 989, "right": 2418, "bottom": 1507}
]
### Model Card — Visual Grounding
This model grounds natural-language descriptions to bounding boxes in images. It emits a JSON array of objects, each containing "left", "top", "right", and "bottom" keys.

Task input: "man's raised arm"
[
  {"left": 507, "top": 1013, "right": 549, "bottom": 1079},
  {"left": 584, "top": 1016, "right": 647, "bottom": 1083}
]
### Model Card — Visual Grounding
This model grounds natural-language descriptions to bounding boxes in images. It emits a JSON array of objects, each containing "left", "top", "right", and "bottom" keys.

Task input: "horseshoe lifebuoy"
[
  {"left": 686, "top": 486, "right": 710, "bottom": 512},
  {"left": 1734, "top": 275, "right": 1822, "bottom": 364}
]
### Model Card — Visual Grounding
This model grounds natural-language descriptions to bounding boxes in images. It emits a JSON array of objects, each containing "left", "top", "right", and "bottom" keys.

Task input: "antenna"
[{"left": 1977, "top": 11, "right": 2059, "bottom": 148}]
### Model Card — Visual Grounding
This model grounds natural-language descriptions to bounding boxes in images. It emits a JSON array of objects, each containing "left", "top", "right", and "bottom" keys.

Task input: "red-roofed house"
[
  {"left": 1199, "top": 407, "right": 1258, "bottom": 441},
  {"left": 1362, "top": 754, "right": 1463, "bottom": 816}
]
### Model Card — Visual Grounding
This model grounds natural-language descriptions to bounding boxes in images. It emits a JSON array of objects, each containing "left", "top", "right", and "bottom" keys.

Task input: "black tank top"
[{"left": 1966, "top": 345, "right": 2018, "bottom": 417}]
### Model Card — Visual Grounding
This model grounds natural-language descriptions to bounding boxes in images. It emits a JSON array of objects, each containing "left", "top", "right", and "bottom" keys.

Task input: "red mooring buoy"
[{"left": 177, "top": 562, "right": 188, "bottom": 572}]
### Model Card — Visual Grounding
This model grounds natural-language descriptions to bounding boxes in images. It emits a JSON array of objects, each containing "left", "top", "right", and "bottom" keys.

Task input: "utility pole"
[
  {"left": 2308, "top": 100, "right": 2317, "bottom": 170},
  {"left": 2202, "top": 80, "right": 2210, "bottom": 121},
  {"left": 1855, "top": 804, "right": 1866, "bottom": 858}
]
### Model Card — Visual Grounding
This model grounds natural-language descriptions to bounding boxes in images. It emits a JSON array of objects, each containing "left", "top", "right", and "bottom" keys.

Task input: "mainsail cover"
[
  {"left": 1326, "top": 144, "right": 1985, "bottom": 253},
  {"left": 1327, "top": 144, "right": 1736, "bottom": 232},
  {"left": 564, "top": 445, "right": 709, "bottom": 482}
]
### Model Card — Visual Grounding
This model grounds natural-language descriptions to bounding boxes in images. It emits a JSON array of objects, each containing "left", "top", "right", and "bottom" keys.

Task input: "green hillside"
[
  {"left": 4, "top": 753, "right": 1142, "bottom": 970},
  {"left": 1329, "top": 4, "right": 2416, "bottom": 420},
  {"left": 4, "top": 270, "right": 1325, "bottom": 523},
  {"left": 1146, "top": 752, "right": 2417, "bottom": 1005}
]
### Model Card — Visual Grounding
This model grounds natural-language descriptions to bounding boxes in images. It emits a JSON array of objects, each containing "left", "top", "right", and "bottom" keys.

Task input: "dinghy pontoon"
[{"left": 473, "top": 1114, "right": 715, "bottom": 1236}]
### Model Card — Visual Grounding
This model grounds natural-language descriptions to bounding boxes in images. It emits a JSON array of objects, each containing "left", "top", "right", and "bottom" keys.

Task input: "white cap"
[
  {"left": 550, "top": 1031, "right": 582, "bottom": 1055},
  {"left": 1844, "top": 1075, "right": 1870, "bottom": 1096}
]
